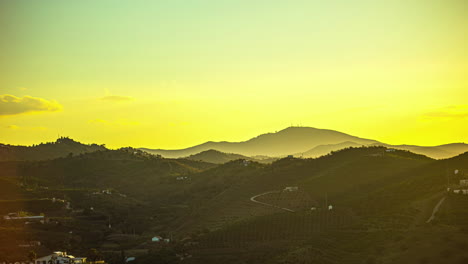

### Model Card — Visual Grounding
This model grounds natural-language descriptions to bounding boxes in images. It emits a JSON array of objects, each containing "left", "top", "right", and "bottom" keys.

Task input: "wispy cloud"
[
  {"left": 99, "top": 95, "right": 134, "bottom": 102},
  {"left": 88, "top": 119, "right": 140, "bottom": 126},
  {"left": 5, "top": 124, "right": 47, "bottom": 131},
  {"left": 169, "top": 121, "right": 189, "bottom": 127},
  {"left": 0, "top": 94, "right": 62, "bottom": 116},
  {"left": 422, "top": 105, "right": 468, "bottom": 120}
]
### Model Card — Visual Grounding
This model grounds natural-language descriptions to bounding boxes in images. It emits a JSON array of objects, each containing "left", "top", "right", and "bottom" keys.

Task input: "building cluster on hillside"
[
  {"left": 92, "top": 189, "right": 112, "bottom": 195},
  {"left": 35, "top": 251, "right": 87, "bottom": 264},
  {"left": 18, "top": 241, "right": 41, "bottom": 248},
  {"left": 284, "top": 186, "right": 298, "bottom": 192},
  {"left": 0, "top": 251, "right": 95, "bottom": 264},
  {"left": 151, "top": 236, "right": 171, "bottom": 243},
  {"left": 3, "top": 212, "right": 45, "bottom": 224},
  {"left": 451, "top": 179, "right": 468, "bottom": 195}
]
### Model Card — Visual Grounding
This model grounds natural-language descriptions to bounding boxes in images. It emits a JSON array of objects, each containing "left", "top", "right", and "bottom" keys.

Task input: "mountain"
[
  {"left": 0, "top": 137, "right": 107, "bottom": 161},
  {"left": 141, "top": 126, "right": 467, "bottom": 160},
  {"left": 140, "top": 127, "right": 379, "bottom": 158}
]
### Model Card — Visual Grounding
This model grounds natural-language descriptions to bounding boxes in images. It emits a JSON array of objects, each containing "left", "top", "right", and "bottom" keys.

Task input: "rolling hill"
[
  {"left": 181, "top": 148, "right": 468, "bottom": 264},
  {"left": 297, "top": 141, "right": 364, "bottom": 158},
  {"left": 370, "top": 142, "right": 468, "bottom": 159},
  {"left": 184, "top": 149, "right": 252, "bottom": 164},
  {"left": 4, "top": 141, "right": 468, "bottom": 264},
  {"left": 184, "top": 149, "right": 277, "bottom": 164}
]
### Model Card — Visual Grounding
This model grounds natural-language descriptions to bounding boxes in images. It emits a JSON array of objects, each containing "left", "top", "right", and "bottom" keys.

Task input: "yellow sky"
[{"left": 1, "top": 0, "right": 467, "bottom": 148}]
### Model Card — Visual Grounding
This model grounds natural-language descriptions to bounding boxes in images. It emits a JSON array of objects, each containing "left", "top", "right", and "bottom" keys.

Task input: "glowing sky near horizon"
[{"left": 1, "top": 0, "right": 467, "bottom": 148}]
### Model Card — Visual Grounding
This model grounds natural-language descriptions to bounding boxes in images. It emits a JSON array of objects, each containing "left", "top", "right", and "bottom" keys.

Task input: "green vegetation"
[{"left": 1, "top": 140, "right": 468, "bottom": 264}]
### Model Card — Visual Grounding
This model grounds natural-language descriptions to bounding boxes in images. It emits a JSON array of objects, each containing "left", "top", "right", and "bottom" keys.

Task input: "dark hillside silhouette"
[{"left": 0, "top": 137, "right": 106, "bottom": 161}]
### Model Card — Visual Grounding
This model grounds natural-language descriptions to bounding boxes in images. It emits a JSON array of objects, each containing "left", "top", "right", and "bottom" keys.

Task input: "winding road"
[
  {"left": 250, "top": 191, "right": 295, "bottom": 212},
  {"left": 426, "top": 196, "right": 446, "bottom": 223}
]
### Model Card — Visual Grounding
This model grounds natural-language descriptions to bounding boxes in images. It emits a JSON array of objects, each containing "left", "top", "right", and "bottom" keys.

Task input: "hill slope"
[
  {"left": 298, "top": 141, "right": 364, "bottom": 158},
  {"left": 5, "top": 144, "right": 468, "bottom": 264},
  {"left": 371, "top": 142, "right": 468, "bottom": 159}
]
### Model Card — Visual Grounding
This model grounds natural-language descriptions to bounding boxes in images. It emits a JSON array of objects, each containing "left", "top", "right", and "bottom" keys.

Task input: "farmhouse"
[
  {"left": 455, "top": 189, "right": 468, "bottom": 195},
  {"left": 151, "top": 236, "right": 163, "bottom": 242},
  {"left": 284, "top": 186, "right": 298, "bottom": 192},
  {"left": 151, "top": 236, "right": 170, "bottom": 243},
  {"left": 460, "top": 179, "right": 468, "bottom": 187}
]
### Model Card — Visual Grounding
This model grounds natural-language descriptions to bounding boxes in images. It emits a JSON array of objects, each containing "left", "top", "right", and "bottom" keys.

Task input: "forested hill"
[{"left": 0, "top": 137, "right": 107, "bottom": 161}]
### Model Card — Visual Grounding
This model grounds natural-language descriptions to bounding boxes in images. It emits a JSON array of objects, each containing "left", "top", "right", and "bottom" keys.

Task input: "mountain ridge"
[
  {"left": 141, "top": 126, "right": 468, "bottom": 160},
  {"left": 141, "top": 126, "right": 379, "bottom": 158}
]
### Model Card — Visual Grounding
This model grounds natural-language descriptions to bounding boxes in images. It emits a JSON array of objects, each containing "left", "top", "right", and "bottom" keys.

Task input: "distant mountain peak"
[{"left": 141, "top": 126, "right": 378, "bottom": 158}]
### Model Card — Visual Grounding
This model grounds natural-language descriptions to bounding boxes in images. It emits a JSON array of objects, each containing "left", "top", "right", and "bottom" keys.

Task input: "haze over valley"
[{"left": 1, "top": 127, "right": 468, "bottom": 263}]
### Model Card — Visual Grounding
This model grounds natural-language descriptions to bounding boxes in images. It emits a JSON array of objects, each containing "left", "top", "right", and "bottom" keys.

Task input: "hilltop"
[{"left": 0, "top": 137, "right": 107, "bottom": 161}]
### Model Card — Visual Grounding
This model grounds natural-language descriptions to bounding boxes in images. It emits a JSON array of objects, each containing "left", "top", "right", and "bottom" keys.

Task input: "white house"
[
  {"left": 151, "top": 236, "right": 163, "bottom": 242},
  {"left": 284, "top": 186, "right": 298, "bottom": 192},
  {"left": 453, "top": 189, "right": 468, "bottom": 195},
  {"left": 460, "top": 179, "right": 468, "bottom": 187},
  {"left": 35, "top": 252, "right": 86, "bottom": 264}
]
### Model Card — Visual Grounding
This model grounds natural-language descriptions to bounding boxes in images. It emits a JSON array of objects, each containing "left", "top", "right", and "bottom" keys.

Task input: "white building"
[
  {"left": 460, "top": 179, "right": 468, "bottom": 187},
  {"left": 152, "top": 236, "right": 163, "bottom": 242},
  {"left": 453, "top": 189, "right": 468, "bottom": 195},
  {"left": 284, "top": 186, "right": 298, "bottom": 192},
  {"left": 35, "top": 252, "right": 86, "bottom": 264}
]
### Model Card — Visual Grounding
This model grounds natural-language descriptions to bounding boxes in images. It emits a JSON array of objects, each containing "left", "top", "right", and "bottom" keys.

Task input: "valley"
[{"left": 1, "top": 134, "right": 468, "bottom": 263}]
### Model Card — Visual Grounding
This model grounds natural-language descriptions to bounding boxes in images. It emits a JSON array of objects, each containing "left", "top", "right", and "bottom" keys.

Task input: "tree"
[
  {"left": 27, "top": 251, "right": 37, "bottom": 262},
  {"left": 88, "top": 248, "right": 102, "bottom": 263}
]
